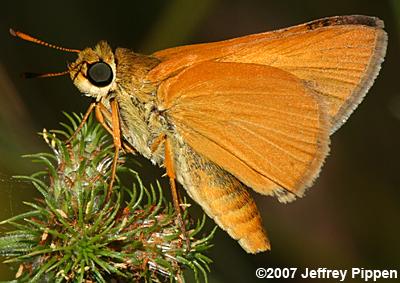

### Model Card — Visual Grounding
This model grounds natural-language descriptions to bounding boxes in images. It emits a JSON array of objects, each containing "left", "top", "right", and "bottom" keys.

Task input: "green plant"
[{"left": 0, "top": 113, "right": 215, "bottom": 282}]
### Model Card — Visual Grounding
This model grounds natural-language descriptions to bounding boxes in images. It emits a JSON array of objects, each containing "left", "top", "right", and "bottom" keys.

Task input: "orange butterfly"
[{"left": 11, "top": 15, "right": 387, "bottom": 253}]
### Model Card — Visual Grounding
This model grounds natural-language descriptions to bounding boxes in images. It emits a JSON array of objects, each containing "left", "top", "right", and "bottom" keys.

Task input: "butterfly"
[{"left": 11, "top": 15, "right": 387, "bottom": 253}]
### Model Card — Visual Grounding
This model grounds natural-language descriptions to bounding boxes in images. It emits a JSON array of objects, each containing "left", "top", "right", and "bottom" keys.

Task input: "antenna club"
[{"left": 9, "top": 28, "right": 17, "bottom": 37}]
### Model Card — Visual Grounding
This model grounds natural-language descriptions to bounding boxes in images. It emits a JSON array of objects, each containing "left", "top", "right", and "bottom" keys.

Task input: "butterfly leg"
[
  {"left": 101, "top": 99, "right": 121, "bottom": 201},
  {"left": 96, "top": 102, "right": 137, "bottom": 155},
  {"left": 66, "top": 102, "right": 96, "bottom": 144},
  {"left": 66, "top": 100, "right": 130, "bottom": 201},
  {"left": 95, "top": 102, "right": 114, "bottom": 136},
  {"left": 164, "top": 137, "right": 191, "bottom": 250}
]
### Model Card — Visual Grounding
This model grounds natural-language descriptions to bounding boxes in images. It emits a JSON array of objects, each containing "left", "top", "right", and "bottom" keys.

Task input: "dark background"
[{"left": 0, "top": 0, "right": 399, "bottom": 282}]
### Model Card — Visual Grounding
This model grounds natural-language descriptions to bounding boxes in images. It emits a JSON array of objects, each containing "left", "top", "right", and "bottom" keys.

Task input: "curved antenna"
[{"left": 9, "top": 28, "right": 80, "bottom": 53}]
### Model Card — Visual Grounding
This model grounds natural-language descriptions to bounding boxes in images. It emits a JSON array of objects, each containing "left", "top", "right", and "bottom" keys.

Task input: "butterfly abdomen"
[{"left": 173, "top": 141, "right": 270, "bottom": 253}]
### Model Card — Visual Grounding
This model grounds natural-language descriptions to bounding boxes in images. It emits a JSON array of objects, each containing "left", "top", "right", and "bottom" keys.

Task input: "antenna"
[
  {"left": 22, "top": 70, "right": 71, "bottom": 79},
  {"left": 9, "top": 28, "right": 80, "bottom": 53}
]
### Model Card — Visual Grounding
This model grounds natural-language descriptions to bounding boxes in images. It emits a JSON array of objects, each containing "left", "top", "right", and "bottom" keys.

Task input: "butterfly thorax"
[{"left": 113, "top": 48, "right": 167, "bottom": 163}]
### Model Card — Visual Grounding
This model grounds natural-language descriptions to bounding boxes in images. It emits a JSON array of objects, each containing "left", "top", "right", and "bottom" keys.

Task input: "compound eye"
[{"left": 87, "top": 62, "right": 113, "bottom": 87}]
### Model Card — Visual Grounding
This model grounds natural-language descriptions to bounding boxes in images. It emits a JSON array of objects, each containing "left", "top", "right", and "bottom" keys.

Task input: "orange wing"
[
  {"left": 149, "top": 15, "right": 387, "bottom": 133},
  {"left": 158, "top": 61, "right": 330, "bottom": 202}
]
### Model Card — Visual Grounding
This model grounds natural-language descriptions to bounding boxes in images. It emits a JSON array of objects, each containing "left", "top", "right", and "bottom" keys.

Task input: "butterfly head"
[{"left": 69, "top": 41, "right": 117, "bottom": 100}]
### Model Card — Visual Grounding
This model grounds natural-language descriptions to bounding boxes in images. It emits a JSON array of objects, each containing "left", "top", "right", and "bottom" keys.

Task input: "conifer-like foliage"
[{"left": 0, "top": 113, "right": 215, "bottom": 282}]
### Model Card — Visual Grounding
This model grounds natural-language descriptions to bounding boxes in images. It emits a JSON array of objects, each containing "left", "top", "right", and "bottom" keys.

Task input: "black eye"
[{"left": 87, "top": 62, "right": 113, "bottom": 87}]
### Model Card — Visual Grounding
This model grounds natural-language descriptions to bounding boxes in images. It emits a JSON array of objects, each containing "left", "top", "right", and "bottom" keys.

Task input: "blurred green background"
[{"left": 0, "top": 0, "right": 399, "bottom": 282}]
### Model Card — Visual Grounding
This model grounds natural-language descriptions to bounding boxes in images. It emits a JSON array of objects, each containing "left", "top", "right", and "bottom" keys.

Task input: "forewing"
[
  {"left": 149, "top": 15, "right": 387, "bottom": 132},
  {"left": 158, "top": 61, "right": 330, "bottom": 201}
]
